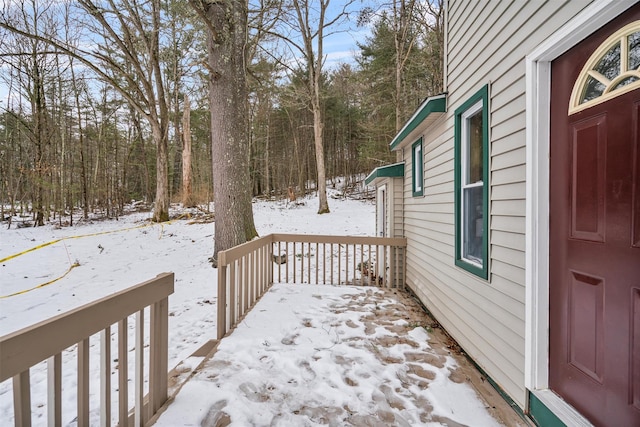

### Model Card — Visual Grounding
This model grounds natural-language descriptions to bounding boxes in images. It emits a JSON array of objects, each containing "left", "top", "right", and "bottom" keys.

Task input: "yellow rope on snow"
[
  {"left": 0, "top": 218, "right": 174, "bottom": 298},
  {"left": 0, "top": 238, "right": 64, "bottom": 263},
  {"left": 0, "top": 261, "right": 80, "bottom": 299},
  {"left": 0, "top": 220, "right": 167, "bottom": 264}
]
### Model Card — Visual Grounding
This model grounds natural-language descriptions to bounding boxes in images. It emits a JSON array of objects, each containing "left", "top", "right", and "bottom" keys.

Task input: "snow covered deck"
[{"left": 154, "top": 283, "right": 526, "bottom": 426}]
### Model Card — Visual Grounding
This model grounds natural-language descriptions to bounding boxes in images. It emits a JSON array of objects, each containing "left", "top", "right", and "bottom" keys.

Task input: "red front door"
[{"left": 549, "top": 8, "right": 640, "bottom": 427}]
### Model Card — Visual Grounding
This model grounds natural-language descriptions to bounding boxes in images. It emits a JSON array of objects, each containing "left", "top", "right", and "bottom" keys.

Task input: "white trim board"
[{"left": 524, "top": 0, "right": 635, "bottom": 423}]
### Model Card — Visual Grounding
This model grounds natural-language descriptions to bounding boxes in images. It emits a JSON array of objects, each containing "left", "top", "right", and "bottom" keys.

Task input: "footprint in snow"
[
  {"left": 297, "top": 360, "right": 317, "bottom": 381},
  {"left": 281, "top": 333, "right": 298, "bottom": 345},
  {"left": 239, "top": 382, "right": 269, "bottom": 402}
]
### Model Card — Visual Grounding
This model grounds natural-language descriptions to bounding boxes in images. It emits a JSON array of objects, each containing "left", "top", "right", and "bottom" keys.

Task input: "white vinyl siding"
[
  {"left": 392, "top": 179, "right": 404, "bottom": 238},
  {"left": 400, "top": 0, "right": 596, "bottom": 409}
]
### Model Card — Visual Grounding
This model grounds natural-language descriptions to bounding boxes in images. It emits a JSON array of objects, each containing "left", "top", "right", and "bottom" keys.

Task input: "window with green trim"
[
  {"left": 412, "top": 138, "right": 423, "bottom": 197},
  {"left": 455, "top": 85, "right": 489, "bottom": 279}
]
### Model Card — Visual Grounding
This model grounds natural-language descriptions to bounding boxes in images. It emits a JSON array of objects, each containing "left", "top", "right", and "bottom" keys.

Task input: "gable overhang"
[
  {"left": 365, "top": 162, "right": 404, "bottom": 186},
  {"left": 389, "top": 93, "right": 447, "bottom": 151}
]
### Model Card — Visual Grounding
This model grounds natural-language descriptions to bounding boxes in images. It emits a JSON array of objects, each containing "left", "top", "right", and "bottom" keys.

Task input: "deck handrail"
[
  {"left": 270, "top": 233, "right": 407, "bottom": 246},
  {"left": 217, "top": 234, "right": 406, "bottom": 339},
  {"left": 0, "top": 272, "right": 174, "bottom": 427}
]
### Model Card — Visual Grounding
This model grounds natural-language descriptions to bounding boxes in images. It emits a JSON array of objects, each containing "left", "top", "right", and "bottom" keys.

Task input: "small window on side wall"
[
  {"left": 412, "top": 138, "right": 423, "bottom": 197},
  {"left": 454, "top": 85, "right": 489, "bottom": 279}
]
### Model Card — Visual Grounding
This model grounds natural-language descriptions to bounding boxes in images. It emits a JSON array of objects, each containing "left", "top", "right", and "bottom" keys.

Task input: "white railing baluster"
[
  {"left": 383, "top": 245, "right": 388, "bottom": 288},
  {"left": 78, "top": 338, "right": 90, "bottom": 427},
  {"left": 118, "top": 318, "right": 128, "bottom": 427},
  {"left": 47, "top": 354, "right": 61, "bottom": 427},
  {"left": 238, "top": 259, "right": 244, "bottom": 320},
  {"left": 230, "top": 262, "right": 237, "bottom": 326},
  {"left": 134, "top": 309, "right": 144, "bottom": 427},
  {"left": 376, "top": 245, "right": 380, "bottom": 286},
  {"left": 308, "top": 242, "right": 311, "bottom": 283},
  {"left": 13, "top": 371, "right": 31, "bottom": 427},
  {"left": 293, "top": 242, "right": 297, "bottom": 283},
  {"left": 217, "top": 257, "right": 227, "bottom": 340},
  {"left": 322, "top": 243, "right": 327, "bottom": 284},
  {"left": 249, "top": 250, "right": 255, "bottom": 305},
  {"left": 150, "top": 297, "right": 168, "bottom": 415},
  {"left": 359, "top": 244, "right": 364, "bottom": 286},
  {"left": 100, "top": 327, "right": 111, "bottom": 427},
  {"left": 315, "top": 243, "right": 319, "bottom": 284},
  {"left": 338, "top": 244, "right": 342, "bottom": 284},
  {"left": 330, "top": 243, "right": 334, "bottom": 284},
  {"left": 286, "top": 242, "right": 290, "bottom": 283},
  {"left": 277, "top": 241, "right": 282, "bottom": 282},
  {"left": 244, "top": 255, "right": 249, "bottom": 311}
]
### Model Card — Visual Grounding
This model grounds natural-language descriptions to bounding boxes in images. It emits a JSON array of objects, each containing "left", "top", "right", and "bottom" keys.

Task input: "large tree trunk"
[
  {"left": 205, "top": 0, "right": 258, "bottom": 264},
  {"left": 151, "top": 120, "right": 170, "bottom": 222},
  {"left": 150, "top": 0, "right": 170, "bottom": 223}
]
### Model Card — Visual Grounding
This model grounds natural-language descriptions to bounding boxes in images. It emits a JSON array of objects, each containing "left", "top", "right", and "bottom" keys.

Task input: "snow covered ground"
[{"left": 0, "top": 190, "right": 516, "bottom": 426}]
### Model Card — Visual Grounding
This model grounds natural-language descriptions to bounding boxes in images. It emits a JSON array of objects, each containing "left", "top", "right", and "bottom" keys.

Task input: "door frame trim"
[
  {"left": 377, "top": 183, "right": 388, "bottom": 237},
  {"left": 524, "top": 0, "right": 634, "bottom": 420}
]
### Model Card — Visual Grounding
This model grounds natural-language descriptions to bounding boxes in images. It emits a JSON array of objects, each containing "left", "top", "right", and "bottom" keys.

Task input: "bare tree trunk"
[
  {"left": 264, "top": 115, "right": 270, "bottom": 195},
  {"left": 31, "top": 49, "right": 47, "bottom": 226},
  {"left": 151, "top": 120, "right": 170, "bottom": 222},
  {"left": 181, "top": 95, "right": 194, "bottom": 207},
  {"left": 131, "top": 110, "right": 151, "bottom": 202},
  {"left": 69, "top": 61, "right": 89, "bottom": 219},
  {"left": 288, "top": 0, "right": 349, "bottom": 214},
  {"left": 197, "top": 0, "right": 258, "bottom": 264},
  {"left": 312, "top": 95, "right": 329, "bottom": 213},
  {"left": 395, "top": 52, "right": 403, "bottom": 132}
]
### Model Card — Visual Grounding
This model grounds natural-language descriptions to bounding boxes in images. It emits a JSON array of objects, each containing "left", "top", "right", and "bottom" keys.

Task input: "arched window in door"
[{"left": 569, "top": 21, "right": 640, "bottom": 114}]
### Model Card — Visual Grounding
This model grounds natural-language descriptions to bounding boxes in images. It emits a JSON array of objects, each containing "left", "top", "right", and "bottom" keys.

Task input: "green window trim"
[
  {"left": 454, "top": 85, "right": 489, "bottom": 279},
  {"left": 412, "top": 138, "right": 424, "bottom": 197}
]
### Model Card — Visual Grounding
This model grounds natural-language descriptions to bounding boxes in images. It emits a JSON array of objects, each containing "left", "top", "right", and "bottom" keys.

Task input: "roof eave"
[
  {"left": 389, "top": 93, "right": 447, "bottom": 151},
  {"left": 364, "top": 162, "right": 405, "bottom": 186}
]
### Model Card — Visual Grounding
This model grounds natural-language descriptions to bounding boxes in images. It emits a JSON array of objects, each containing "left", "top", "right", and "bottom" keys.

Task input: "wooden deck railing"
[
  {"left": 0, "top": 272, "right": 174, "bottom": 427},
  {"left": 217, "top": 234, "right": 406, "bottom": 338}
]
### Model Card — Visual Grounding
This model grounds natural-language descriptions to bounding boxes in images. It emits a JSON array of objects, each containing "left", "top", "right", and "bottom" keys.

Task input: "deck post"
[
  {"left": 218, "top": 251, "right": 228, "bottom": 339},
  {"left": 150, "top": 296, "right": 169, "bottom": 413}
]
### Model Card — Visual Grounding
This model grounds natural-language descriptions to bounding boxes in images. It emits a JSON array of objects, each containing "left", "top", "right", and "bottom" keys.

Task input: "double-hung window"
[
  {"left": 412, "top": 138, "right": 423, "bottom": 197},
  {"left": 454, "top": 85, "right": 489, "bottom": 279}
]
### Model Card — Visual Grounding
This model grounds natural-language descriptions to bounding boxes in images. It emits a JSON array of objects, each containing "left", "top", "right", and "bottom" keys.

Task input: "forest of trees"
[{"left": 0, "top": 0, "right": 443, "bottom": 226}]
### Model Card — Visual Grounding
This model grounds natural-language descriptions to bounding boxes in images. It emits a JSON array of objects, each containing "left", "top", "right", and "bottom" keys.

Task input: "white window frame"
[
  {"left": 460, "top": 100, "right": 484, "bottom": 268},
  {"left": 412, "top": 139, "right": 423, "bottom": 196}
]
